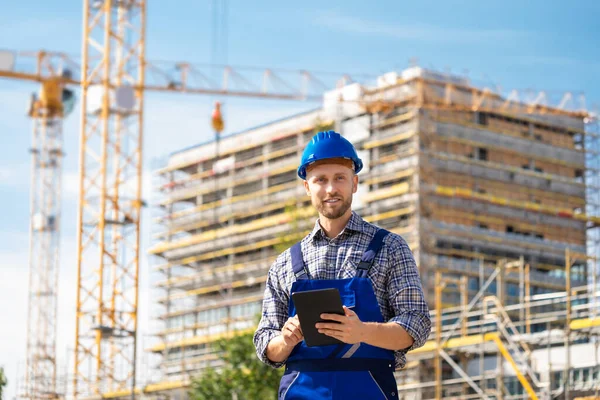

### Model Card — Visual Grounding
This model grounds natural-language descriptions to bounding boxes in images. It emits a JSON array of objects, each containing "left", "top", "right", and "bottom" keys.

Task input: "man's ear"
[
  {"left": 352, "top": 175, "right": 359, "bottom": 194},
  {"left": 304, "top": 180, "right": 310, "bottom": 196}
]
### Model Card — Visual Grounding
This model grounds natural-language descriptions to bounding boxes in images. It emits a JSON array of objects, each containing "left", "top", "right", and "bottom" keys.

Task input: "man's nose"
[{"left": 326, "top": 182, "right": 336, "bottom": 194}]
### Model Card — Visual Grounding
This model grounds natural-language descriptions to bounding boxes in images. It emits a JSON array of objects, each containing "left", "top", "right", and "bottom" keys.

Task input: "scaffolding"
[
  {"left": 398, "top": 253, "right": 600, "bottom": 400},
  {"left": 122, "top": 67, "right": 600, "bottom": 398}
]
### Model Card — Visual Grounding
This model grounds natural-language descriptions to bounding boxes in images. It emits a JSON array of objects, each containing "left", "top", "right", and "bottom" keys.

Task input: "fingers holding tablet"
[{"left": 282, "top": 315, "right": 304, "bottom": 347}]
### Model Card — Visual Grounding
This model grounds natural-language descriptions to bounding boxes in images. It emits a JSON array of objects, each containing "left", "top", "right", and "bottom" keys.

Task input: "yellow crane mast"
[
  {"left": 0, "top": 50, "right": 74, "bottom": 399},
  {"left": 74, "top": 1, "right": 146, "bottom": 396},
  {"left": 25, "top": 72, "right": 75, "bottom": 400}
]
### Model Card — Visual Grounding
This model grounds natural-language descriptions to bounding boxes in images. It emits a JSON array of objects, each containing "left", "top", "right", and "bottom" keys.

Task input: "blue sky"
[{"left": 1, "top": 0, "right": 599, "bottom": 397}]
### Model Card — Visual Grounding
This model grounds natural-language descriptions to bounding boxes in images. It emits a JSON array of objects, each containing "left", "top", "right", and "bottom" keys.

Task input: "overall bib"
[{"left": 278, "top": 229, "right": 399, "bottom": 400}]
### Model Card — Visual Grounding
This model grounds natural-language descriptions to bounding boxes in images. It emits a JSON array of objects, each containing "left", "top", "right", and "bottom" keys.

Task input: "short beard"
[{"left": 314, "top": 194, "right": 353, "bottom": 220}]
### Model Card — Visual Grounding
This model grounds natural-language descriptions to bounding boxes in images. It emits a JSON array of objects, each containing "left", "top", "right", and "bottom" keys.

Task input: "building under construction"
[{"left": 145, "top": 67, "right": 600, "bottom": 399}]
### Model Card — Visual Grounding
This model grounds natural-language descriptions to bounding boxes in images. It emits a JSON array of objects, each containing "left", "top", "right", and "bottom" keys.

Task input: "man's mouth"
[{"left": 324, "top": 198, "right": 341, "bottom": 204}]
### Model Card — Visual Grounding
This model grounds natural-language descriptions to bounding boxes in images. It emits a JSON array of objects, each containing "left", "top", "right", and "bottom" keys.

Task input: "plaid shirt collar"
[{"left": 308, "top": 210, "right": 364, "bottom": 243}]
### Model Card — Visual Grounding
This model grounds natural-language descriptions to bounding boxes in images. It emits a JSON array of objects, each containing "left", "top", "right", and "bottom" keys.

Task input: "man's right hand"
[
  {"left": 265, "top": 315, "right": 304, "bottom": 363},
  {"left": 282, "top": 315, "right": 304, "bottom": 348}
]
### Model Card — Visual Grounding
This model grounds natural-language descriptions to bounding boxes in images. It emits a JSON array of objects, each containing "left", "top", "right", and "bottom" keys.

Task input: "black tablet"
[{"left": 291, "top": 288, "right": 346, "bottom": 347}]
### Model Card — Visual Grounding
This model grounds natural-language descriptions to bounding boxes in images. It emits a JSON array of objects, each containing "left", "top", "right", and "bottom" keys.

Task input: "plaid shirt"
[{"left": 253, "top": 211, "right": 431, "bottom": 369}]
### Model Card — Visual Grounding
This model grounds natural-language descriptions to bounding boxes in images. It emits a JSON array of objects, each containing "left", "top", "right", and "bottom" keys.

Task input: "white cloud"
[
  {"left": 0, "top": 164, "right": 28, "bottom": 187},
  {"left": 60, "top": 171, "right": 80, "bottom": 204},
  {"left": 0, "top": 231, "right": 36, "bottom": 398},
  {"left": 0, "top": 265, "right": 29, "bottom": 396},
  {"left": 0, "top": 167, "right": 13, "bottom": 182},
  {"left": 313, "top": 12, "right": 527, "bottom": 44}
]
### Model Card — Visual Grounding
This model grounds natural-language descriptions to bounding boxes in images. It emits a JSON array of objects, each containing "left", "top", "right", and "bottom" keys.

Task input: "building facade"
[{"left": 146, "top": 68, "right": 599, "bottom": 398}]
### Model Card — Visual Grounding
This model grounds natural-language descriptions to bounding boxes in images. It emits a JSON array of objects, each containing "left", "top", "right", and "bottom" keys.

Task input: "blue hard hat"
[{"left": 297, "top": 130, "right": 363, "bottom": 180}]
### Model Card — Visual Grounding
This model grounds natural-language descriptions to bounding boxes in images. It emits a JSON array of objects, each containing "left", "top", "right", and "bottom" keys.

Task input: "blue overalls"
[{"left": 278, "top": 229, "right": 399, "bottom": 400}]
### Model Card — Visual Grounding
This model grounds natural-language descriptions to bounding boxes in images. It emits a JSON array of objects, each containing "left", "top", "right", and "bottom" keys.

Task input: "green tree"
[
  {"left": 274, "top": 203, "right": 313, "bottom": 255},
  {"left": 274, "top": 204, "right": 301, "bottom": 254},
  {"left": 0, "top": 366, "right": 7, "bottom": 400},
  {"left": 189, "top": 329, "right": 283, "bottom": 400}
]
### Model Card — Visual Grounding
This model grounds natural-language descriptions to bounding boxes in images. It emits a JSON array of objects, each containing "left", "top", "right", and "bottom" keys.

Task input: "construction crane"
[
  {"left": 25, "top": 72, "right": 75, "bottom": 400},
  {"left": 0, "top": 8, "right": 358, "bottom": 397},
  {"left": 0, "top": 50, "right": 75, "bottom": 400}
]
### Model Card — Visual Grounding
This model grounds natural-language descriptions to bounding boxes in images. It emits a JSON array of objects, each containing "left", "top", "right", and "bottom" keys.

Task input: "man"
[{"left": 253, "top": 131, "right": 431, "bottom": 399}]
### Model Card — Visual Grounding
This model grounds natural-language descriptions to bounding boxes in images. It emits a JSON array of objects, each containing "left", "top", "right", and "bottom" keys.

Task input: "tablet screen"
[{"left": 291, "top": 288, "right": 346, "bottom": 347}]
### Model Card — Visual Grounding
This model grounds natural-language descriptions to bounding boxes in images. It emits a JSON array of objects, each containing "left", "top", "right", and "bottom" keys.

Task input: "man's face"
[{"left": 304, "top": 163, "right": 358, "bottom": 220}]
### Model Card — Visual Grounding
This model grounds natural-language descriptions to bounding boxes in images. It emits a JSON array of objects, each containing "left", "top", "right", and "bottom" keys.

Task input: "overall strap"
[
  {"left": 327, "top": 228, "right": 392, "bottom": 360},
  {"left": 290, "top": 242, "right": 310, "bottom": 280},
  {"left": 356, "top": 229, "right": 390, "bottom": 278}
]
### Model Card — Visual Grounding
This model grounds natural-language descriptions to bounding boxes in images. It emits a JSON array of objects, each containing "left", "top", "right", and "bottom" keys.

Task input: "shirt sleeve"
[
  {"left": 253, "top": 252, "right": 290, "bottom": 368},
  {"left": 386, "top": 237, "right": 431, "bottom": 352}
]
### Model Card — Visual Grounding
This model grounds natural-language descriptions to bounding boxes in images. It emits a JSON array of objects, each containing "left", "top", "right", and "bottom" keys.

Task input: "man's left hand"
[{"left": 316, "top": 306, "right": 365, "bottom": 344}]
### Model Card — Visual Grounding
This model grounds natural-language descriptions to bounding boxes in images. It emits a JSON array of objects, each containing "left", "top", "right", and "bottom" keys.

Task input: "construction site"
[
  {"left": 145, "top": 68, "right": 600, "bottom": 399},
  {"left": 1, "top": 1, "right": 599, "bottom": 400}
]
